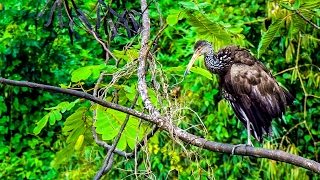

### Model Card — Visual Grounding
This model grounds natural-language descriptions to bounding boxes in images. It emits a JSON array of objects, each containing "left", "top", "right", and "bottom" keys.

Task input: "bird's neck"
[{"left": 204, "top": 46, "right": 232, "bottom": 75}]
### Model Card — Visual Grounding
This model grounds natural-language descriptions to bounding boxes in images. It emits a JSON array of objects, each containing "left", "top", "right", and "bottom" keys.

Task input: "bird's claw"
[{"left": 231, "top": 144, "right": 254, "bottom": 155}]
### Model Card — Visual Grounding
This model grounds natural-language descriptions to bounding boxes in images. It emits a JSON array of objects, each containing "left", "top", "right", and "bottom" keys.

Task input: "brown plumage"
[{"left": 184, "top": 40, "right": 294, "bottom": 147}]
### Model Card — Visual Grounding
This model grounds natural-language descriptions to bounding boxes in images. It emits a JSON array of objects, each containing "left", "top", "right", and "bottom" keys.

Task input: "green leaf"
[
  {"left": 228, "top": 27, "right": 243, "bottom": 34},
  {"left": 112, "top": 49, "right": 139, "bottom": 62},
  {"left": 64, "top": 107, "right": 86, "bottom": 126},
  {"left": 64, "top": 99, "right": 79, "bottom": 111},
  {"left": 33, "top": 115, "right": 49, "bottom": 135},
  {"left": 74, "top": 134, "right": 84, "bottom": 151},
  {"left": 186, "top": 13, "right": 231, "bottom": 46},
  {"left": 71, "top": 66, "right": 92, "bottom": 82},
  {"left": 258, "top": 18, "right": 284, "bottom": 57},
  {"left": 101, "top": 65, "right": 119, "bottom": 74},
  {"left": 49, "top": 113, "right": 56, "bottom": 125},
  {"left": 57, "top": 102, "right": 69, "bottom": 109},
  {"left": 293, "top": 0, "right": 301, "bottom": 10},
  {"left": 91, "top": 67, "right": 100, "bottom": 79},
  {"left": 95, "top": 109, "right": 121, "bottom": 140},
  {"left": 126, "top": 125, "right": 138, "bottom": 150},
  {"left": 300, "top": 1, "right": 320, "bottom": 9},
  {"left": 66, "top": 126, "right": 86, "bottom": 144},
  {"left": 116, "top": 135, "right": 127, "bottom": 150},
  {"left": 62, "top": 120, "right": 83, "bottom": 132},
  {"left": 179, "top": 2, "right": 199, "bottom": 10},
  {"left": 190, "top": 67, "right": 212, "bottom": 80},
  {"left": 280, "top": 2, "right": 295, "bottom": 10},
  {"left": 304, "top": 135, "right": 311, "bottom": 142},
  {"left": 95, "top": 108, "right": 143, "bottom": 150},
  {"left": 54, "top": 111, "right": 62, "bottom": 121},
  {"left": 280, "top": 0, "right": 300, "bottom": 10},
  {"left": 308, "top": 145, "right": 315, "bottom": 153},
  {"left": 124, "top": 117, "right": 142, "bottom": 150},
  {"left": 167, "top": 9, "right": 186, "bottom": 26},
  {"left": 52, "top": 145, "right": 74, "bottom": 167}
]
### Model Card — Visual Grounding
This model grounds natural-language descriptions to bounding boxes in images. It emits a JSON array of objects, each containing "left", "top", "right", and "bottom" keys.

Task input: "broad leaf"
[
  {"left": 167, "top": 9, "right": 186, "bottom": 26},
  {"left": 95, "top": 108, "right": 147, "bottom": 150},
  {"left": 186, "top": 13, "right": 231, "bottom": 46},
  {"left": 71, "top": 66, "right": 92, "bottom": 82},
  {"left": 190, "top": 67, "right": 213, "bottom": 80},
  {"left": 95, "top": 109, "right": 121, "bottom": 140},
  {"left": 258, "top": 18, "right": 284, "bottom": 57}
]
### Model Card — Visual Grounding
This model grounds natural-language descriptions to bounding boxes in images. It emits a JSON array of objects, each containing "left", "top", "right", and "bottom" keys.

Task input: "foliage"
[{"left": 0, "top": 0, "right": 320, "bottom": 179}]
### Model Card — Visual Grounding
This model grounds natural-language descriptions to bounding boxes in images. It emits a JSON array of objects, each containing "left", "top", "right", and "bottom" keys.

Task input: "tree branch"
[
  {"left": 137, "top": 0, "right": 162, "bottom": 118},
  {"left": 1, "top": 78, "right": 320, "bottom": 174}
]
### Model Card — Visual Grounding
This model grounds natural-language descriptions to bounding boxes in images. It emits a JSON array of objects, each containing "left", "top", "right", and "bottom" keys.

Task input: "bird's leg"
[
  {"left": 231, "top": 120, "right": 254, "bottom": 155},
  {"left": 246, "top": 119, "right": 253, "bottom": 146}
]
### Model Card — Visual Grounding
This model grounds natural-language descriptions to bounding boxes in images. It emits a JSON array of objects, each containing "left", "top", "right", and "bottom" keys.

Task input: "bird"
[{"left": 184, "top": 40, "right": 294, "bottom": 153}]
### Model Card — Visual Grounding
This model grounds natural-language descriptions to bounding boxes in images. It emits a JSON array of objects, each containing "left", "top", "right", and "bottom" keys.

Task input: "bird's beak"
[{"left": 183, "top": 51, "right": 201, "bottom": 79}]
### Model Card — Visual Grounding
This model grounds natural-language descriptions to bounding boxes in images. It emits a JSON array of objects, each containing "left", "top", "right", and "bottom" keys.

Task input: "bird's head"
[{"left": 183, "top": 40, "right": 212, "bottom": 78}]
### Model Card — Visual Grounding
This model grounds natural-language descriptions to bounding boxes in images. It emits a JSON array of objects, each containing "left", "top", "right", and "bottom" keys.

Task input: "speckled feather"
[{"left": 194, "top": 40, "right": 294, "bottom": 143}]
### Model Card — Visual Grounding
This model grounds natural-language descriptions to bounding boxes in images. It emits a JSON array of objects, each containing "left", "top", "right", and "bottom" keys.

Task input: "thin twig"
[
  {"left": 296, "top": 10, "right": 320, "bottom": 30},
  {"left": 90, "top": 30, "right": 118, "bottom": 62}
]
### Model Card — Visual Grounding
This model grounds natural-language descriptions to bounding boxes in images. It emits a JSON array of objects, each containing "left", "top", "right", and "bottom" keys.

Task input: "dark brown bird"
[{"left": 184, "top": 40, "right": 294, "bottom": 151}]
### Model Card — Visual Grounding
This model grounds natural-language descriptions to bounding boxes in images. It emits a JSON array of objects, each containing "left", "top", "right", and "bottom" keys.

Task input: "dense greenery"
[{"left": 0, "top": 0, "right": 319, "bottom": 179}]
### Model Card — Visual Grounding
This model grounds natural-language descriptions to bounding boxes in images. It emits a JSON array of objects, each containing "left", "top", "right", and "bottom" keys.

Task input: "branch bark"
[
  {"left": 137, "top": 0, "right": 162, "bottom": 118},
  {"left": 1, "top": 78, "right": 320, "bottom": 174}
]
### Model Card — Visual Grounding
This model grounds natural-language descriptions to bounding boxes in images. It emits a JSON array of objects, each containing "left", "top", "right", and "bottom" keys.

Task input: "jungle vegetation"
[{"left": 0, "top": 0, "right": 319, "bottom": 179}]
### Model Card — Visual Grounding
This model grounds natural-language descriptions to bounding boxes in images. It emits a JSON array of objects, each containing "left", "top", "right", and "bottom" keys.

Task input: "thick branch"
[
  {"left": 137, "top": 0, "right": 161, "bottom": 118},
  {"left": 1, "top": 78, "right": 320, "bottom": 174}
]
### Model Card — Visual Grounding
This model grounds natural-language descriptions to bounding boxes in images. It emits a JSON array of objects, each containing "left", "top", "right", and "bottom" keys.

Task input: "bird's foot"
[{"left": 231, "top": 143, "right": 254, "bottom": 155}]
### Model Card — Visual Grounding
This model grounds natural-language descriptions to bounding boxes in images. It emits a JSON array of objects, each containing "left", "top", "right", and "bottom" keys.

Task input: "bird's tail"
[{"left": 282, "top": 88, "right": 295, "bottom": 105}]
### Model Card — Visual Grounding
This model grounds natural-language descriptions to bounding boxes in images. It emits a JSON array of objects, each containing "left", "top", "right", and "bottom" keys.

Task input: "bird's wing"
[{"left": 228, "top": 62, "right": 288, "bottom": 143}]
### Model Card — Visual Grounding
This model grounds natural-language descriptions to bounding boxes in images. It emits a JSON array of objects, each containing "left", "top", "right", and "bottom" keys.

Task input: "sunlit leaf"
[
  {"left": 190, "top": 67, "right": 212, "bottom": 80},
  {"left": 66, "top": 126, "right": 86, "bottom": 143},
  {"left": 91, "top": 67, "right": 100, "bottom": 79},
  {"left": 258, "top": 18, "right": 284, "bottom": 57},
  {"left": 71, "top": 66, "right": 92, "bottom": 82},
  {"left": 33, "top": 115, "right": 49, "bottom": 135},
  {"left": 300, "top": 1, "right": 320, "bottom": 9},
  {"left": 179, "top": 2, "right": 199, "bottom": 10},
  {"left": 167, "top": 9, "right": 186, "bottom": 26},
  {"left": 74, "top": 134, "right": 84, "bottom": 151},
  {"left": 116, "top": 135, "right": 127, "bottom": 150},
  {"left": 49, "top": 113, "right": 56, "bottom": 125},
  {"left": 62, "top": 119, "right": 83, "bottom": 132},
  {"left": 228, "top": 27, "right": 243, "bottom": 34},
  {"left": 54, "top": 111, "right": 62, "bottom": 121},
  {"left": 95, "top": 109, "right": 121, "bottom": 140},
  {"left": 186, "top": 13, "right": 231, "bottom": 46},
  {"left": 64, "top": 107, "right": 87, "bottom": 126}
]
